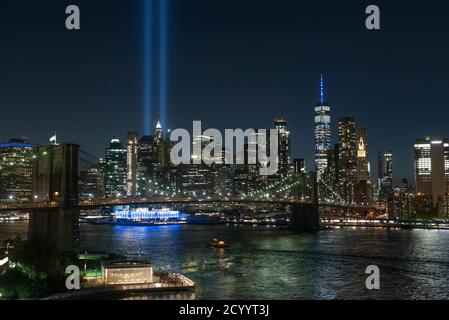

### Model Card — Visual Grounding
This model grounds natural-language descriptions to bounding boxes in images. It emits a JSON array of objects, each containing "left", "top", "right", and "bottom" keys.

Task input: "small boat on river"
[{"left": 210, "top": 239, "right": 229, "bottom": 249}]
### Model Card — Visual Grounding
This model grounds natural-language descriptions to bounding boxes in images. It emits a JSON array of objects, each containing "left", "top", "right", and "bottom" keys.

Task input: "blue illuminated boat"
[{"left": 89, "top": 207, "right": 188, "bottom": 226}]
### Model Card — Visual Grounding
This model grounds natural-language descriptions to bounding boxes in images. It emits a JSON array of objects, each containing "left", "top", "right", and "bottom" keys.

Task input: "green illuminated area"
[
  {"left": 0, "top": 237, "right": 125, "bottom": 299},
  {"left": 0, "top": 236, "right": 77, "bottom": 299}
]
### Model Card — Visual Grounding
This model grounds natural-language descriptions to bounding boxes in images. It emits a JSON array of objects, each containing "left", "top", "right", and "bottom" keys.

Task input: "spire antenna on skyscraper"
[{"left": 320, "top": 74, "right": 324, "bottom": 104}]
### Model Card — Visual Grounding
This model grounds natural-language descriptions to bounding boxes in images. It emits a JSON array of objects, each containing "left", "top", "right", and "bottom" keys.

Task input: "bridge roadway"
[
  {"left": 0, "top": 196, "right": 307, "bottom": 212},
  {"left": 0, "top": 196, "right": 376, "bottom": 212}
]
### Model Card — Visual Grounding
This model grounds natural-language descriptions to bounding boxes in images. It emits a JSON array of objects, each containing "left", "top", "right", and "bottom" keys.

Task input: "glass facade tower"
[
  {"left": 314, "top": 75, "right": 331, "bottom": 178},
  {"left": 414, "top": 135, "right": 449, "bottom": 207}
]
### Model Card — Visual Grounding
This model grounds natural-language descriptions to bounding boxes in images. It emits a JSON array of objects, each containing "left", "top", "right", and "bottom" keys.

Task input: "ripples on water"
[{"left": 1, "top": 222, "right": 449, "bottom": 300}]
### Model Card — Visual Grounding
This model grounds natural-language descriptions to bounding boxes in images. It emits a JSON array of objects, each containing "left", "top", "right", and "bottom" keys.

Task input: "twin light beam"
[{"left": 144, "top": 0, "right": 169, "bottom": 136}]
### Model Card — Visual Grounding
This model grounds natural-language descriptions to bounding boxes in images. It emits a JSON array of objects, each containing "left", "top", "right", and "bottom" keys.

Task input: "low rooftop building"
[{"left": 101, "top": 262, "right": 153, "bottom": 285}]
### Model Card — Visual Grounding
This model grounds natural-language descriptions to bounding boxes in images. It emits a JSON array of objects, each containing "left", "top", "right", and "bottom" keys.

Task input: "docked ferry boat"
[{"left": 87, "top": 207, "right": 188, "bottom": 226}]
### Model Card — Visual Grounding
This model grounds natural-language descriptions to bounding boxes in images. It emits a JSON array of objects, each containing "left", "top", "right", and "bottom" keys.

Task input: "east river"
[{"left": 1, "top": 221, "right": 449, "bottom": 300}]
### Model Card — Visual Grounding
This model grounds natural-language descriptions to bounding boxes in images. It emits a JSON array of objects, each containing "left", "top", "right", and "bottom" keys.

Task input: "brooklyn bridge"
[{"left": 0, "top": 143, "right": 379, "bottom": 250}]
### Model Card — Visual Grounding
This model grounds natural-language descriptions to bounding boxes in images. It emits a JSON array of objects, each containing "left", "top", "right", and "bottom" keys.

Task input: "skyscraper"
[
  {"left": 377, "top": 152, "right": 383, "bottom": 187},
  {"left": 378, "top": 151, "right": 393, "bottom": 203},
  {"left": 338, "top": 117, "right": 357, "bottom": 203},
  {"left": 356, "top": 128, "right": 372, "bottom": 204},
  {"left": 176, "top": 134, "right": 214, "bottom": 196},
  {"left": 96, "top": 158, "right": 106, "bottom": 198},
  {"left": 154, "top": 120, "right": 165, "bottom": 166},
  {"left": 138, "top": 121, "right": 172, "bottom": 194},
  {"left": 274, "top": 117, "right": 292, "bottom": 176},
  {"left": 414, "top": 135, "right": 449, "bottom": 207},
  {"left": 293, "top": 158, "right": 306, "bottom": 174},
  {"left": 79, "top": 164, "right": 101, "bottom": 199},
  {"left": 139, "top": 135, "right": 157, "bottom": 171},
  {"left": 105, "top": 138, "right": 127, "bottom": 198},
  {"left": 138, "top": 135, "right": 156, "bottom": 195},
  {"left": 314, "top": 75, "right": 332, "bottom": 178},
  {"left": 357, "top": 128, "right": 370, "bottom": 182},
  {"left": 0, "top": 138, "right": 34, "bottom": 203},
  {"left": 126, "top": 132, "right": 139, "bottom": 197},
  {"left": 319, "top": 143, "right": 340, "bottom": 202},
  {"left": 383, "top": 151, "right": 393, "bottom": 187}
]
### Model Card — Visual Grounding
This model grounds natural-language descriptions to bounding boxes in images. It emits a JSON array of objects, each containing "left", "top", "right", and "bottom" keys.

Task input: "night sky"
[{"left": 1, "top": 0, "right": 449, "bottom": 184}]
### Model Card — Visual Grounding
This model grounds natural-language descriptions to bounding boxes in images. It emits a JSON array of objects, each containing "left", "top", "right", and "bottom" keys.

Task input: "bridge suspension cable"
[
  {"left": 318, "top": 177, "right": 347, "bottom": 205},
  {"left": 79, "top": 149, "right": 100, "bottom": 163}
]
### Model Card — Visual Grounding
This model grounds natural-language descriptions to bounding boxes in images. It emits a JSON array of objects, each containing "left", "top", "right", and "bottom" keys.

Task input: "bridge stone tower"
[
  {"left": 29, "top": 144, "right": 80, "bottom": 251},
  {"left": 290, "top": 203, "right": 320, "bottom": 232},
  {"left": 290, "top": 172, "right": 320, "bottom": 232},
  {"left": 32, "top": 144, "right": 79, "bottom": 205}
]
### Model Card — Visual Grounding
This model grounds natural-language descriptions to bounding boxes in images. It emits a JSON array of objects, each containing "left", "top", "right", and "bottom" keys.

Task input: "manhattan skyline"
[
  {"left": 1, "top": 0, "right": 449, "bottom": 184},
  {"left": 2, "top": 0, "right": 449, "bottom": 304}
]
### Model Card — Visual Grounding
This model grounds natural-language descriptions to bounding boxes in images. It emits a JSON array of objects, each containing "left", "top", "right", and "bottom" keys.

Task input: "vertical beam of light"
[
  {"left": 159, "top": 0, "right": 168, "bottom": 130},
  {"left": 320, "top": 74, "right": 324, "bottom": 104},
  {"left": 143, "top": 0, "right": 153, "bottom": 135}
]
